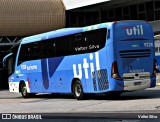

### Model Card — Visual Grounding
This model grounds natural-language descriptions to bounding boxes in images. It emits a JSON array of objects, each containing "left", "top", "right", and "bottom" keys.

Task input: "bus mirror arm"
[
  {"left": 3, "top": 59, "right": 7, "bottom": 68},
  {"left": 3, "top": 53, "right": 13, "bottom": 68}
]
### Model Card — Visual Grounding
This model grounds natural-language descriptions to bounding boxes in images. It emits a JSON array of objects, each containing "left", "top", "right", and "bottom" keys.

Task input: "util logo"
[
  {"left": 73, "top": 52, "right": 100, "bottom": 79},
  {"left": 126, "top": 25, "right": 143, "bottom": 36}
]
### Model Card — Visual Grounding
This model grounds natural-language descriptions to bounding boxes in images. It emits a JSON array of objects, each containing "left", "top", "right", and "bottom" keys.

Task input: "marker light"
[{"left": 113, "top": 21, "right": 117, "bottom": 24}]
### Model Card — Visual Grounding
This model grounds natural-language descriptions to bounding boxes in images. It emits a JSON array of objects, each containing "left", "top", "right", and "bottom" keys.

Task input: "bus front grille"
[
  {"left": 92, "top": 69, "right": 108, "bottom": 91},
  {"left": 119, "top": 49, "right": 151, "bottom": 58}
]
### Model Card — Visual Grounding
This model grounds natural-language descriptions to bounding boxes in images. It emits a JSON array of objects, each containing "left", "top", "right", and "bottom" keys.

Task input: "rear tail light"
[
  {"left": 111, "top": 62, "right": 122, "bottom": 80},
  {"left": 151, "top": 59, "right": 157, "bottom": 78},
  {"left": 28, "top": 78, "right": 30, "bottom": 88},
  {"left": 113, "top": 21, "right": 117, "bottom": 24}
]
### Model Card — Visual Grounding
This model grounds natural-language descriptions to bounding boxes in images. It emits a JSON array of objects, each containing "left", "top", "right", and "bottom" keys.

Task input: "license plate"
[{"left": 134, "top": 82, "right": 141, "bottom": 86}]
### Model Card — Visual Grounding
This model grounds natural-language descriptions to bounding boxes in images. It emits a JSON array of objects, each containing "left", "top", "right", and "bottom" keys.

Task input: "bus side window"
[
  {"left": 56, "top": 36, "right": 71, "bottom": 57},
  {"left": 70, "top": 32, "right": 87, "bottom": 55},
  {"left": 70, "top": 29, "right": 107, "bottom": 55},
  {"left": 41, "top": 39, "right": 56, "bottom": 58},
  {"left": 30, "top": 42, "right": 42, "bottom": 60},
  {"left": 107, "top": 29, "right": 110, "bottom": 39},
  {"left": 87, "top": 28, "right": 107, "bottom": 52}
]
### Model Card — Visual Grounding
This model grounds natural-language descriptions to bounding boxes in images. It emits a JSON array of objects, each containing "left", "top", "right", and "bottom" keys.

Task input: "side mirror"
[{"left": 3, "top": 53, "right": 13, "bottom": 68}]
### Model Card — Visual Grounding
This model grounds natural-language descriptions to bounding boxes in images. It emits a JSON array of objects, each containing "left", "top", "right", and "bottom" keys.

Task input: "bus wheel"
[
  {"left": 73, "top": 80, "right": 85, "bottom": 100},
  {"left": 20, "top": 83, "right": 34, "bottom": 98}
]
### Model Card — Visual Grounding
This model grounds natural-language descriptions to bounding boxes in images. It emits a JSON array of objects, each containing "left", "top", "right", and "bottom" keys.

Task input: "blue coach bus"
[{"left": 3, "top": 21, "right": 156, "bottom": 100}]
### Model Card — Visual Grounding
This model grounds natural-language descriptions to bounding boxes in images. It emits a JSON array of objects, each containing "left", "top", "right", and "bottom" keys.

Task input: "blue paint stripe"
[
  {"left": 41, "top": 59, "right": 49, "bottom": 89},
  {"left": 41, "top": 57, "right": 64, "bottom": 90},
  {"left": 48, "top": 57, "right": 64, "bottom": 77}
]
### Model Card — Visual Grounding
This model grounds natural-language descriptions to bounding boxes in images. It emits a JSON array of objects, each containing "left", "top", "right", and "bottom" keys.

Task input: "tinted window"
[
  {"left": 70, "top": 28, "right": 107, "bottom": 55},
  {"left": 87, "top": 29, "right": 107, "bottom": 52},
  {"left": 70, "top": 32, "right": 88, "bottom": 55},
  {"left": 18, "top": 28, "right": 107, "bottom": 64},
  {"left": 18, "top": 43, "right": 41, "bottom": 64},
  {"left": 41, "top": 39, "right": 56, "bottom": 58},
  {"left": 56, "top": 36, "right": 71, "bottom": 57}
]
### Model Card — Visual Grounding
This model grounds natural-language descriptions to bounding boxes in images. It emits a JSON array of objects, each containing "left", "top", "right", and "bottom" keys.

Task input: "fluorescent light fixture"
[{"left": 62, "top": 0, "right": 110, "bottom": 10}]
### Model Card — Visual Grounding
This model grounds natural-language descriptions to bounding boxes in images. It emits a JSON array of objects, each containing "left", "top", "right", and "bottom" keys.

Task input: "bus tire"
[
  {"left": 20, "top": 82, "right": 35, "bottom": 98},
  {"left": 72, "top": 80, "right": 85, "bottom": 100}
]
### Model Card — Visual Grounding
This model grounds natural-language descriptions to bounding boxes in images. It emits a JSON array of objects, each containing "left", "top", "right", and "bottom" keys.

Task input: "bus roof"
[
  {"left": 21, "top": 28, "right": 82, "bottom": 44},
  {"left": 22, "top": 21, "right": 146, "bottom": 44},
  {"left": 21, "top": 22, "right": 114, "bottom": 44},
  {"left": 21, "top": 21, "right": 149, "bottom": 45}
]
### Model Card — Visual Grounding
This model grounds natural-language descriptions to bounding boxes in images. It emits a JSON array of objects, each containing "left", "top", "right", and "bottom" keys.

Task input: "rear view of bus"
[{"left": 112, "top": 21, "right": 156, "bottom": 92}]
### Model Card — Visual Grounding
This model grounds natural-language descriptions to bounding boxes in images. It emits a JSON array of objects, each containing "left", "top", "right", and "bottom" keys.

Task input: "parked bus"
[
  {"left": 155, "top": 38, "right": 160, "bottom": 73},
  {"left": 3, "top": 21, "right": 156, "bottom": 100}
]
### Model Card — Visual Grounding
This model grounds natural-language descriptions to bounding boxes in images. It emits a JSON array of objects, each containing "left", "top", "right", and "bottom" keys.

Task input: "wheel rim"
[
  {"left": 22, "top": 85, "right": 27, "bottom": 96},
  {"left": 75, "top": 84, "right": 82, "bottom": 97}
]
